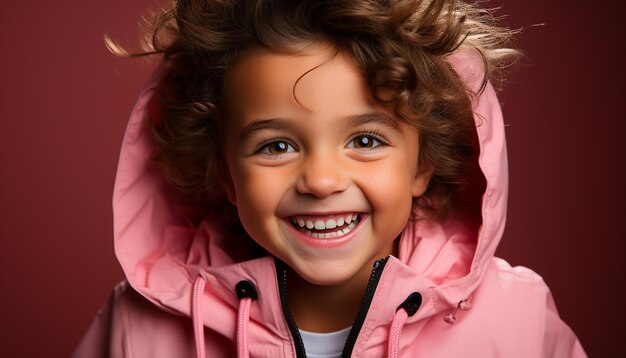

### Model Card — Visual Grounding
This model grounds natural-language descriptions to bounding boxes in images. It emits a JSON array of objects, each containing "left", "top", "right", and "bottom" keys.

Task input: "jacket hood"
[{"left": 112, "top": 50, "right": 508, "bottom": 345}]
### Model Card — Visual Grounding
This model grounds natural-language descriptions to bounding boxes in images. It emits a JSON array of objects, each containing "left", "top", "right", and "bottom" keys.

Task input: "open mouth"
[{"left": 289, "top": 213, "right": 362, "bottom": 239}]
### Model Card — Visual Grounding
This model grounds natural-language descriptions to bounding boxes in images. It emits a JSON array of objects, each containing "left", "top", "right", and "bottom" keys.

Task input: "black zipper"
[
  {"left": 341, "top": 257, "right": 389, "bottom": 357},
  {"left": 275, "top": 257, "right": 390, "bottom": 358},
  {"left": 275, "top": 259, "right": 307, "bottom": 358}
]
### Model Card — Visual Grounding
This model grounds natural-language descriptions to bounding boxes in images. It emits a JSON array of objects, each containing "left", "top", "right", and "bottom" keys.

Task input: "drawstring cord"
[
  {"left": 388, "top": 308, "right": 409, "bottom": 358},
  {"left": 192, "top": 278, "right": 258, "bottom": 358},
  {"left": 237, "top": 297, "right": 252, "bottom": 358},
  {"left": 389, "top": 294, "right": 472, "bottom": 355},
  {"left": 193, "top": 282, "right": 467, "bottom": 357},
  {"left": 192, "top": 276, "right": 207, "bottom": 358},
  {"left": 236, "top": 280, "right": 258, "bottom": 358},
  {"left": 388, "top": 292, "right": 422, "bottom": 358}
]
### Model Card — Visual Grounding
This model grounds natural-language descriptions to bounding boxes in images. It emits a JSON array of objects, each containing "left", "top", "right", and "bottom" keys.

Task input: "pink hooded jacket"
[{"left": 74, "top": 52, "right": 586, "bottom": 357}]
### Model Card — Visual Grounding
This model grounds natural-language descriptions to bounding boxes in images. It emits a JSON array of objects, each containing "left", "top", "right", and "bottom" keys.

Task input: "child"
[{"left": 75, "top": 0, "right": 586, "bottom": 357}]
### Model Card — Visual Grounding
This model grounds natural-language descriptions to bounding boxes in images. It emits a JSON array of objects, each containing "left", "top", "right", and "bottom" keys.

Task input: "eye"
[
  {"left": 347, "top": 133, "right": 387, "bottom": 149},
  {"left": 257, "top": 139, "right": 296, "bottom": 155}
]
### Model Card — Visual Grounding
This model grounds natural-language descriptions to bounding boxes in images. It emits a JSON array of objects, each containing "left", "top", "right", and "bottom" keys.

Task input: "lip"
[{"left": 282, "top": 213, "right": 367, "bottom": 248}]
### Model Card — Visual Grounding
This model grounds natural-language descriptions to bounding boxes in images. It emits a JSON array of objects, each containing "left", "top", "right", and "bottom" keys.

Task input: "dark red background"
[{"left": 1, "top": 1, "right": 623, "bottom": 356}]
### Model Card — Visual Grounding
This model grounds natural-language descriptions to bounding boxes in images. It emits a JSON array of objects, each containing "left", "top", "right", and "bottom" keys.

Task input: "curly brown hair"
[{"left": 110, "top": 0, "right": 519, "bottom": 220}]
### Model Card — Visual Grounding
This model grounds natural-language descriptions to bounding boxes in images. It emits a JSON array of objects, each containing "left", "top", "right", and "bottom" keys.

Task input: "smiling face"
[{"left": 221, "top": 44, "right": 430, "bottom": 286}]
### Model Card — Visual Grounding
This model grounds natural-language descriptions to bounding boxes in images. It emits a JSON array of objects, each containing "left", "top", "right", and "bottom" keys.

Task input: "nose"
[{"left": 295, "top": 151, "right": 349, "bottom": 198}]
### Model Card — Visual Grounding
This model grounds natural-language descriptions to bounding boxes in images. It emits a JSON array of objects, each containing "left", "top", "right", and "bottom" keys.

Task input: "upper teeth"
[{"left": 292, "top": 213, "right": 359, "bottom": 230}]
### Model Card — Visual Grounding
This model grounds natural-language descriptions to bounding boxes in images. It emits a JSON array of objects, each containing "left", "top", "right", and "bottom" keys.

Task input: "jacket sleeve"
[
  {"left": 541, "top": 292, "right": 587, "bottom": 357},
  {"left": 72, "top": 281, "right": 201, "bottom": 357},
  {"left": 72, "top": 282, "right": 131, "bottom": 358}
]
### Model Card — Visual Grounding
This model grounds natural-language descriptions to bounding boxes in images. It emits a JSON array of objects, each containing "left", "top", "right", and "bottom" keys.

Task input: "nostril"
[{"left": 296, "top": 156, "right": 349, "bottom": 197}]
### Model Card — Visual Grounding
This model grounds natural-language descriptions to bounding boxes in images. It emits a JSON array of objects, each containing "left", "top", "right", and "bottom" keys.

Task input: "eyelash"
[
  {"left": 347, "top": 130, "right": 390, "bottom": 149},
  {"left": 254, "top": 137, "right": 296, "bottom": 156},
  {"left": 253, "top": 130, "right": 390, "bottom": 156}
]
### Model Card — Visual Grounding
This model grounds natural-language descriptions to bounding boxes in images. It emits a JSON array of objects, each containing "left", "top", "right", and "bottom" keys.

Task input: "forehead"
[{"left": 221, "top": 44, "right": 388, "bottom": 128}]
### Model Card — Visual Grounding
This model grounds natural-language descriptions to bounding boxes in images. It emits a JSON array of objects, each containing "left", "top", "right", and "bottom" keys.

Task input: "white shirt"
[{"left": 299, "top": 327, "right": 352, "bottom": 358}]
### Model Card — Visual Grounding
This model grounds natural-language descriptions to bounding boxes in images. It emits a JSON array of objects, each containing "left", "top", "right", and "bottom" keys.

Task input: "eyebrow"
[
  {"left": 239, "top": 111, "right": 401, "bottom": 141},
  {"left": 239, "top": 118, "right": 290, "bottom": 141},
  {"left": 344, "top": 112, "right": 402, "bottom": 131}
]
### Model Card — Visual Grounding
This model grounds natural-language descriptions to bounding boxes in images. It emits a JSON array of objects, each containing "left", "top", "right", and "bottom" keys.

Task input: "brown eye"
[
  {"left": 349, "top": 135, "right": 384, "bottom": 149},
  {"left": 259, "top": 140, "right": 295, "bottom": 155}
]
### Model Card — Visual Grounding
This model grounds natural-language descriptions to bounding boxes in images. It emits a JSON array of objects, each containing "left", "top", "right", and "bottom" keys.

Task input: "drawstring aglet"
[{"left": 444, "top": 298, "right": 471, "bottom": 325}]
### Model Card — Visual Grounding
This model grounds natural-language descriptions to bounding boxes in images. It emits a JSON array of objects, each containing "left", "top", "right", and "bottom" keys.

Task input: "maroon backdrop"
[{"left": 1, "top": 1, "right": 623, "bottom": 356}]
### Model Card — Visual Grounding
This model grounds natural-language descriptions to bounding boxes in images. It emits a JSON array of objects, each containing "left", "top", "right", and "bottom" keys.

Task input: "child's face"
[{"left": 221, "top": 44, "right": 430, "bottom": 286}]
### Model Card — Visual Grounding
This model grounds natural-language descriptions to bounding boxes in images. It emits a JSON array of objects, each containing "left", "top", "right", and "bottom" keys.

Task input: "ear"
[
  {"left": 220, "top": 177, "right": 237, "bottom": 205},
  {"left": 411, "top": 166, "right": 432, "bottom": 197},
  {"left": 217, "top": 159, "right": 238, "bottom": 205}
]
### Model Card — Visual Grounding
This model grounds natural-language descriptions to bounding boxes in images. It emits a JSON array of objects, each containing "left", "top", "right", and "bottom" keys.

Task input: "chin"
[{"left": 292, "top": 260, "right": 364, "bottom": 287}]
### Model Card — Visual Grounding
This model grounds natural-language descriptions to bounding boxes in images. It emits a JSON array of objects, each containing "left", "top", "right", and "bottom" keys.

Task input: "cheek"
[
  {"left": 233, "top": 180, "right": 277, "bottom": 246},
  {"left": 232, "top": 164, "right": 287, "bottom": 222},
  {"left": 236, "top": 169, "right": 265, "bottom": 204},
  {"left": 361, "top": 157, "right": 417, "bottom": 231}
]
